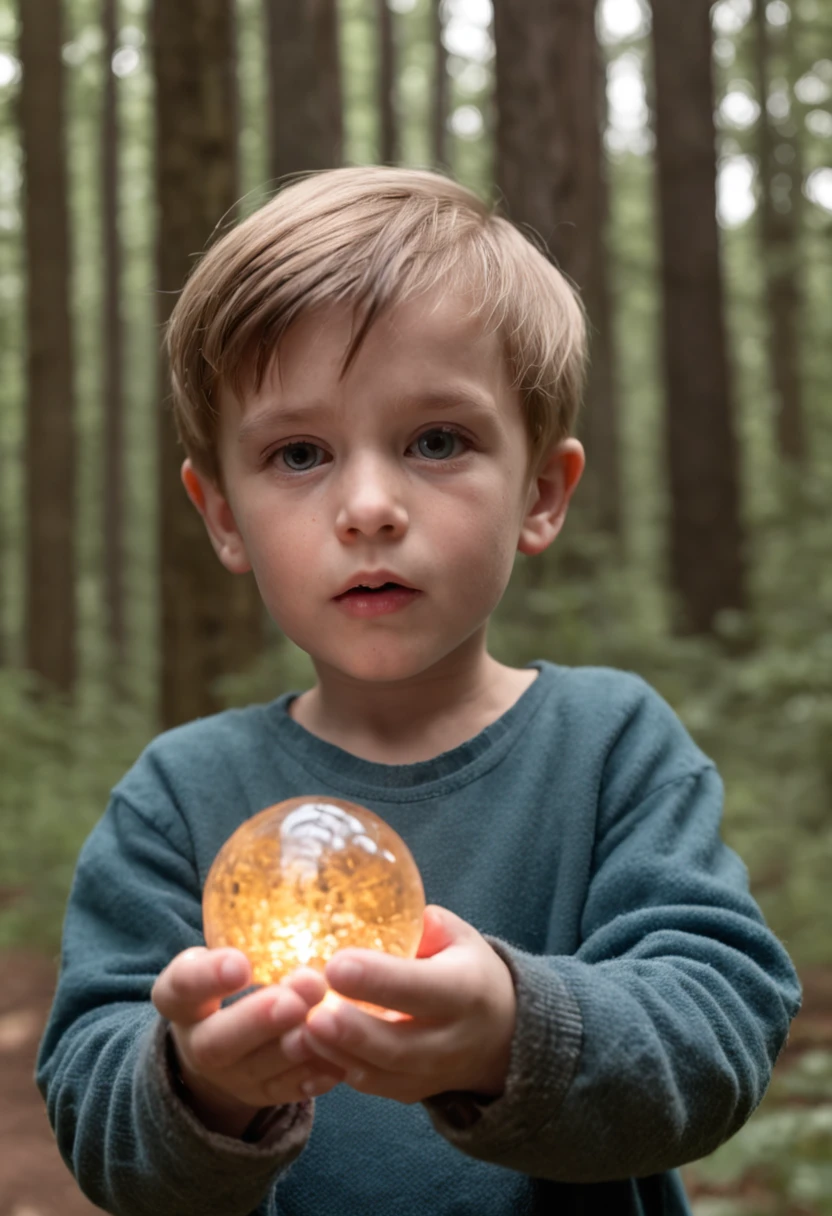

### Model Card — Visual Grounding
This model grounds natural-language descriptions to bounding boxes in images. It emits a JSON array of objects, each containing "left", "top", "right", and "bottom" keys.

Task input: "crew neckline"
[{"left": 264, "top": 660, "right": 554, "bottom": 803}]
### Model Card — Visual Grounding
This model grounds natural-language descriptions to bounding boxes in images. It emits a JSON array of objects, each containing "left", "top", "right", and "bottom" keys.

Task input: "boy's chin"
[
  {"left": 309, "top": 644, "right": 470, "bottom": 687},
  {"left": 316, "top": 657, "right": 432, "bottom": 685}
]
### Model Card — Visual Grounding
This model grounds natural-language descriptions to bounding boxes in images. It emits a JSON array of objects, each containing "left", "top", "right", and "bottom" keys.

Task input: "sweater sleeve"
[
  {"left": 36, "top": 792, "right": 313, "bottom": 1216},
  {"left": 424, "top": 703, "right": 801, "bottom": 1181}
]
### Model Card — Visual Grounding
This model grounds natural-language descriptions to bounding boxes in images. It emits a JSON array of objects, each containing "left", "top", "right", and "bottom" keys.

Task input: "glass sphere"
[{"left": 202, "top": 796, "right": 425, "bottom": 987}]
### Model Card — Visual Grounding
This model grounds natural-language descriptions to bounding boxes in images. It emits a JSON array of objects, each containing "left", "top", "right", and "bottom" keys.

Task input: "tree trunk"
[
  {"left": 651, "top": 0, "right": 747, "bottom": 634},
  {"left": 494, "top": 0, "right": 622, "bottom": 538},
  {"left": 152, "top": 0, "right": 263, "bottom": 729},
  {"left": 431, "top": 0, "right": 449, "bottom": 171},
  {"left": 102, "top": 0, "right": 127, "bottom": 673},
  {"left": 0, "top": 443, "right": 4, "bottom": 665},
  {"left": 752, "top": 0, "right": 806, "bottom": 464},
  {"left": 264, "top": 0, "right": 343, "bottom": 184},
  {"left": 378, "top": 0, "right": 399, "bottom": 164},
  {"left": 585, "top": 36, "right": 622, "bottom": 540},
  {"left": 19, "top": 0, "right": 77, "bottom": 694}
]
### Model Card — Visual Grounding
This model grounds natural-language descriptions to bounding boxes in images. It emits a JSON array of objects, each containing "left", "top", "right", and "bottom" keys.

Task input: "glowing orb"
[{"left": 202, "top": 797, "right": 425, "bottom": 987}]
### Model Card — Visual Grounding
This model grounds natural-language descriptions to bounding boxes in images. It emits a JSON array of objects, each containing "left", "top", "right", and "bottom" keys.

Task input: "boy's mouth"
[
  {"left": 343, "top": 582, "right": 401, "bottom": 595},
  {"left": 333, "top": 572, "right": 419, "bottom": 599},
  {"left": 333, "top": 576, "right": 422, "bottom": 616}
]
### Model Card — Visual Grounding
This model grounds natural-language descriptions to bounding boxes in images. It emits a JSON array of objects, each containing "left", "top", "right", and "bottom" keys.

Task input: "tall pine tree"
[
  {"left": 20, "top": 0, "right": 77, "bottom": 693},
  {"left": 264, "top": 0, "right": 342, "bottom": 184},
  {"left": 102, "top": 0, "right": 127, "bottom": 673},
  {"left": 431, "top": 0, "right": 449, "bottom": 171},
  {"left": 378, "top": 0, "right": 399, "bottom": 164},
  {"left": 752, "top": 0, "right": 806, "bottom": 464},
  {"left": 152, "top": 0, "right": 263, "bottom": 727},
  {"left": 651, "top": 0, "right": 747, "bottom": 633},
  {"left": 494, "top": 0, "right": 622, "bottom": 538}
]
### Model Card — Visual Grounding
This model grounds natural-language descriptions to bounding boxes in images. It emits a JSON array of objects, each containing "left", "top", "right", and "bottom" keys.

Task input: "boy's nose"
[{"left": 333, "top": 459, "right": 409, "bottom": 542}]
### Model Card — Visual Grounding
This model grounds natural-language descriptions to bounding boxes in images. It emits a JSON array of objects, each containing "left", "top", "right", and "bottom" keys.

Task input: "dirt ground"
[
  {"left": 1, "top": 952, "right": 831, "bottom": 1216},
  {"left": 1, "top": 952, "right": 101, "bottom": 1216}
]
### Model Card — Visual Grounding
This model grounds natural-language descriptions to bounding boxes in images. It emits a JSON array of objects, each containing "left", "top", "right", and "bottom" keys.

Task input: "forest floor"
[{"left": 1, "top": 951, "right": 831, "bottom": 1216}]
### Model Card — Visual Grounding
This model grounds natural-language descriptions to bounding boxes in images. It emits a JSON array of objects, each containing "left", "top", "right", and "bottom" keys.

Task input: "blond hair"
[{"left": 166, "top": 166, "right": 587, "bottom": 484}]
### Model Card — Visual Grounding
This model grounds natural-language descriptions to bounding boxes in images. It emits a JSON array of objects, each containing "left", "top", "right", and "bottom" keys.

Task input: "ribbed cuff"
[
  {"left": 148, "top": 1018, "right": 314, "bottom": 1161},
  {"left": 423, "top": 938, "right": 583, "bottom": 1166}
]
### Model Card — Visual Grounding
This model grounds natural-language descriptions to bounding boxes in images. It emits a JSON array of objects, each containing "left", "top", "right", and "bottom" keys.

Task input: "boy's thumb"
[{"left": 416, "top": 904, "right": 464, "bottom": 958}]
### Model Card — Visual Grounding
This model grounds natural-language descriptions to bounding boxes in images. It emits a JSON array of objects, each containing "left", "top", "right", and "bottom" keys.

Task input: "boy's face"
[{"left": 184, "top": 287, "right": 583, "bottom": 687}]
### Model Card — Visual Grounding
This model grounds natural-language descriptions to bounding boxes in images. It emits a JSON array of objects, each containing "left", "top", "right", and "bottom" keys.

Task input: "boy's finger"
[
  {"left": 185, "top": 982, "right": 317, "bottom": 1071},
  {"left": 324, "top": 948, "right": 464, "bottom": 1019},
  {"left": 415, "top": 905, "right": 458, "bottom": 959},
  {"left": 262, "top": 1061, "right": 342, "bottom": 1104},
  {"left": 152, "top": 947, "right": 251, "bottom": 1024},
  {"left": 303, "top": 1001, "right": 439, "bottom": 1075},
  {"left": 289, "top": 1029, "right": 358, "bottom": 1074},
  {"left": 281, "top": 966, "right": 329, "bottom": 1009},
  {"left": 241, "top": 1030, "right": 346, "bottom": 1086}
]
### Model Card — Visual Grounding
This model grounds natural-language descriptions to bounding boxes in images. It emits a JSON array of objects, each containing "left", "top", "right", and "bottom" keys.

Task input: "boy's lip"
[{"left": 332, "top": 570, "right": 419, "bottom": 598}]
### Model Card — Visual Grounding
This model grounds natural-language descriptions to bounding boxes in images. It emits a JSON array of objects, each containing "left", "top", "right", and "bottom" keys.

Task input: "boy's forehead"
[{"left": 222, "top": 288, "right": 513, "bottom": 421}]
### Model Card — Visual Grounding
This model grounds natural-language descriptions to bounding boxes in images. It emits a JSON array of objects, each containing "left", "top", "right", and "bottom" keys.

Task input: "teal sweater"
[{"left": 37, "top": 663, "right": 801, "bottom": 1215}]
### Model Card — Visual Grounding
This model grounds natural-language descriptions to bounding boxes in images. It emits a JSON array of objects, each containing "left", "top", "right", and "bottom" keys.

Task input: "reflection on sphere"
[{"left": 202, "top": 797, "right": 425, "bottom": 986}]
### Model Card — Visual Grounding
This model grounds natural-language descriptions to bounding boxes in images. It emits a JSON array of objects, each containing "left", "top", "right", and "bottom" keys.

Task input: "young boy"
[{"left": 37, "top": 166, "right": 800, "bottom": 1216}]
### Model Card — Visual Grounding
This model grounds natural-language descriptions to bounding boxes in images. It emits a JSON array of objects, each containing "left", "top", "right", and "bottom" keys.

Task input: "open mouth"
[
  {"left": 336, "top": 582, "right": 411, "bottom": 598},
  {"left": 334, "top": 580, "right": 421, "bottom": 615}
]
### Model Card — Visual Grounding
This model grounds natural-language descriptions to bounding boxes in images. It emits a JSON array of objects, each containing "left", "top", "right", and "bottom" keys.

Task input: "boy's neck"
[{"left": 287, "top": 650, "right": 538, "bottom": 766}]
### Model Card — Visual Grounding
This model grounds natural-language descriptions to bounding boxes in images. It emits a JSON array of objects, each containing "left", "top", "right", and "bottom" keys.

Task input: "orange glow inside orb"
[{"left": 202, "top": 797, "right": 426, "bottom": 989}]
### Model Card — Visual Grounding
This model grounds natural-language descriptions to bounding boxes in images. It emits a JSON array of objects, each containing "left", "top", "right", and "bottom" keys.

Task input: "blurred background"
[{"left": 1, "top": 0, "right": 831, "bottom": 1212}]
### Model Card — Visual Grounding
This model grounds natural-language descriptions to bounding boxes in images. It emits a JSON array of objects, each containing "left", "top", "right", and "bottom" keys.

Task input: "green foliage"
[{"left": 0, "top": 670, "right": 153, "bottom": 952}]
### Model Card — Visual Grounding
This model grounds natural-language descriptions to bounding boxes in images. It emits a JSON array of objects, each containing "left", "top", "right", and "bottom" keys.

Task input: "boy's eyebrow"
[{"left": 237, "top": 387, "right": 496, "bottom": 441}]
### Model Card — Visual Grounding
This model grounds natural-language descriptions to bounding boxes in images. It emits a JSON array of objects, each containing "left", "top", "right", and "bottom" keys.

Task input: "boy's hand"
[
  {"left": 280, "top": 906, "right": 516, "bottom": 1106},
  {"left": 151, "top": 947, "right": 345, "bottom": 1137}
]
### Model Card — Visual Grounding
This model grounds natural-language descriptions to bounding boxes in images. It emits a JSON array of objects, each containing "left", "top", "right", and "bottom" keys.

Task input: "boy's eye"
[
  {"left": 278, "top": 442, "right": 325, "bottom": 472},
  {"left": 413, "top": 428, "right": 468, "bottom": 461}
]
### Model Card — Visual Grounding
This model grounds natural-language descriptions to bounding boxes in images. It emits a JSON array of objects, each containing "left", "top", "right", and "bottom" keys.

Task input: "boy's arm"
[
  {"left": 423, "top": 711, "right": 801, "bottom": 1180},
  {"left": 36, "top": 792, "right": 313, "bottom": 1216}
]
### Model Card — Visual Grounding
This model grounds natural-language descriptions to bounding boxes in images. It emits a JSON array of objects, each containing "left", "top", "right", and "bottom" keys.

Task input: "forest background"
[{"left": 1, "top": 0, "right": 832, "bottom": 1212}]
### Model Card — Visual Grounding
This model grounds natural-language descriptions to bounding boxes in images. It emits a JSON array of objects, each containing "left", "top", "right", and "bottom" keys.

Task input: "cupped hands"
[
  {"left": 151, "top": 946, "right": 345, "bottom": 1137},
  {"left": 281, "top": 904, "right": 517, "bottom": 1106}
]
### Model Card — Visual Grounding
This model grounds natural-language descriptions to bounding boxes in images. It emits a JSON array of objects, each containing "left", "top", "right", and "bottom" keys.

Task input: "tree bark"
[
  {"left": 102, "top": 0, "right": 127, "bottom": 672},
  {"left": 264, "top": 0, "right": 343, "bottom": 184},
  {"left": 378, "top": 0, "right": 399, "bottom": 164},
  {"left": 19, "top": 0, "right": 77, "bottom": 694},
  {"left": 431, "top": 0, "right": 449, "bottom": 171},
  {"left": 152, "top": 0, "right": 263, "bottom": 729},
  {"left": 752, "top": 0, "right": 806, "bottom": 464},
  {"left": 651, "top": 0, "right": 747, "bottom": 633},
  {"left": 494, "top": 0, "right": 622, "bottom": 538},
  {"left": 586, "top": 37, "right": 622, "bottom": 540}
]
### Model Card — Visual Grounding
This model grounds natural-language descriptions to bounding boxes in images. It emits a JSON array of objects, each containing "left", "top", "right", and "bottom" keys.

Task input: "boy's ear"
[
  {"left": 181, "top": 459, "right": 252, "bottom": 574},
  {"left": 517, "top": 439, "right": 585, "bottom": 557}
]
